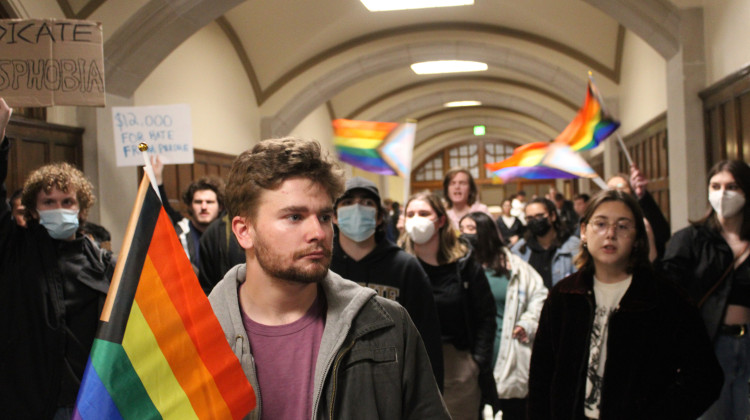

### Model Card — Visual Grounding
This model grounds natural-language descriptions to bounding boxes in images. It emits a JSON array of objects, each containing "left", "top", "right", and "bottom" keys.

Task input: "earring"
[{"left": 582, "top": 241, "right": 587, "bottom": 248}]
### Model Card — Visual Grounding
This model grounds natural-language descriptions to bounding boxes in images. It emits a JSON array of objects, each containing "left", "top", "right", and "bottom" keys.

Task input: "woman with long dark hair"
[
  {"left": 400, "top": 191, "right": 496, "bottom": 420},
  {"left": 662, "top": 160, "right": 750, "bottom": 419},
  {"left": 459, "top": 212, "right": 547, "bottom": 420},
  {"left": 528, "top": 190, "right": 722, "bottom": 419}
]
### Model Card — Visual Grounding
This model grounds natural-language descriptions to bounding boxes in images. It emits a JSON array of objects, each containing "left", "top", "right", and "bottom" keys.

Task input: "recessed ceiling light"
[
  {"left": 411, "top": 60, "right": 488, "bottom": 75},
  {"left": 444, "top": 100, "right": 482, "bottom": 107},
  {"left": 361, "top": 0, "right": 473, "bottom": 12}
]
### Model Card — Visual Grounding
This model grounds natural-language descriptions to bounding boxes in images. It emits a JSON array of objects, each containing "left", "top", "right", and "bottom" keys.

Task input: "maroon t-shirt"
[{"left": 241, "top": 292, "right": 326, "bottom": 420}]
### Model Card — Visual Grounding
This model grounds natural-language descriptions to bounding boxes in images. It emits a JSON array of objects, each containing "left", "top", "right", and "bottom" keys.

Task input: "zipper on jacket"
[
  {"left": 328, "top": 339, "right": 357, "bottom": 420},
  {"left": 572, "top": 290, "right": 595, "bottom": 418}
]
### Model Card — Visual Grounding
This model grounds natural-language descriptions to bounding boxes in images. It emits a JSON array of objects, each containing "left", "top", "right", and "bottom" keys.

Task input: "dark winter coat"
[
  {"left": 528, "top": 269, "right": 723, "bottom": 420},
  {"left": 0, "top": 137, "right": 114, "bottom": 419}
]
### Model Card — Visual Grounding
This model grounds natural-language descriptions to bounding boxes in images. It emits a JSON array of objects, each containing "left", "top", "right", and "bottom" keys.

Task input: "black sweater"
[{"left": 331, "top": 236, "right": 445, "bottom": 390}]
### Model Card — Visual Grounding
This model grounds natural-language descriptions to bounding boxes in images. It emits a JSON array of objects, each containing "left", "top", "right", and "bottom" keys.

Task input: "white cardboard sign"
[{"left": 113, "top": 104, "right": 194, "bottom": 167}]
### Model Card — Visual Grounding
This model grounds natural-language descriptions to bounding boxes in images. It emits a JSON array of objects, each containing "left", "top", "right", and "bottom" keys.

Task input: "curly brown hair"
[
  {"left": 182, "top": 176, "right": 225, "bottom": 217},
  {"left": 225, "top": 137, "right": 345, "bottom": 219},
  {"left": 21, "top": 162, "right": 95, "bottom": 221}
]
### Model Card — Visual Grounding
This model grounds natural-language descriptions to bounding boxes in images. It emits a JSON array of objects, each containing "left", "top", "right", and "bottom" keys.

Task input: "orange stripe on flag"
[
  {"left": 136, "top": 255, "right": 232, "bottom": 419},
  {"left": 147, "top": 211, "right": 255, "bottom": 418}
]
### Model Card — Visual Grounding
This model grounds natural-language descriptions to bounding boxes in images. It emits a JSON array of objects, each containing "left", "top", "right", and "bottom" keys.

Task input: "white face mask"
[
  {"left": 38, "top": 208, "right": 79, "bottom": 240},
  {"left": 337, "top": 204, "right": 377, "bottom": 242},
  {"left": 709, "top": 189, "right": 746, "bottom": 218},
  {"left": 405, "top": 216, "right": 436, "bottom": 245}
]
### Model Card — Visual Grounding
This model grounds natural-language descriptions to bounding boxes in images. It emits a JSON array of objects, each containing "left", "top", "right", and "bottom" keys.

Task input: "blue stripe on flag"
[{"left": 73, "top": 357, "right": 125, "bottom": 420}]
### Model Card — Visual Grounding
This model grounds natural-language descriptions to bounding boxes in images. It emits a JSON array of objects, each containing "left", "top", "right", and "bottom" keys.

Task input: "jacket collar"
[{"left": 555, "top": 268, "right": 659, "bottom": 312}]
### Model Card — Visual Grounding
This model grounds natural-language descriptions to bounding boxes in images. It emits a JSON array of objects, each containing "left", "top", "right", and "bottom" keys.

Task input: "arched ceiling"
[{"left": 48, "top": 0, "right": 690, "bottom": 160}]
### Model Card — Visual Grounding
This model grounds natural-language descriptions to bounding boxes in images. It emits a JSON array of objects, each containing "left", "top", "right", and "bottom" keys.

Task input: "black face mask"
[
  {"left": 527, "top": 217, "right": 552, "bottom": 237},
  {"left": 461, "top": 233, "right": 479, "bottom": 249}
]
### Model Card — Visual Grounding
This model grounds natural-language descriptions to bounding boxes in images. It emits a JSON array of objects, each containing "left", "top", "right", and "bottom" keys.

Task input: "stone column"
[{"left": 666, "top": 7, "right": 707, "bottom": 231}]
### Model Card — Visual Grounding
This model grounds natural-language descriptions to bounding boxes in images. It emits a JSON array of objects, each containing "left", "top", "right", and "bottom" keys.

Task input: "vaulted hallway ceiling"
[{"left": 52, "top": 0, "right": 693, "bottom": 164}]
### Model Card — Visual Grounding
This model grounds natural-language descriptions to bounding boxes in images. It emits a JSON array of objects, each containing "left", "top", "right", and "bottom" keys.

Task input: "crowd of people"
[{"left": 3, "top": 91, "right": 749, "bottom": 419}]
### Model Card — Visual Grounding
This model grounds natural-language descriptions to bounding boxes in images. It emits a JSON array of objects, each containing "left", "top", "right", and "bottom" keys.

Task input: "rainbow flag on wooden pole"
[
  {"left": 73, "top": 170, "right": 255, "bottom": 419},
  {"left": 333, "top": 118, "right": 416, "bottom": 178},
  {"left": 552, "top": 78, "right": 619, "bottom": 152}
]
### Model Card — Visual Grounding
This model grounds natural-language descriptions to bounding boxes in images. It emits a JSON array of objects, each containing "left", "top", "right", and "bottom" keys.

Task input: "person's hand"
[
  {"left": 0, "top": 98, "right": 12, "bottom": 140},
  {"left": 151, "top": 155, "right": 164, "bottom": 185},
  {"left": 629, "top": 164, "right": 648, "bottom": 199},
  {"left": 512, "top": 326, "right": 529, "bottom": 343}
]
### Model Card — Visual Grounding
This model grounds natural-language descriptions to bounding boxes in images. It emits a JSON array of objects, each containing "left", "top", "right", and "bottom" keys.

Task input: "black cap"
[{"left": 336, "top": 176, "right": 380, "bottom": 206}]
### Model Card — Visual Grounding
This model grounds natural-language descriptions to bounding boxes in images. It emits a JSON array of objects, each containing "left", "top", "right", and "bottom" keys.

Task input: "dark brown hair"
[
  {"left": 460, "top": 211, "right": 509, "bottom": 277},
  {"left": 225, "top": 137, "right": 345, "bottom": 219},
  {"left": 182, "top": 176, "right": 225, "bottom": 217},
  {"left": 574, "top": 189, "right": 651, "bottom": 274},
  {"left": 442, "top": 167, "right": 478, "bottom": 209},
  {"left": 692, "top": 159, "right": 750, "bottom": 240}
]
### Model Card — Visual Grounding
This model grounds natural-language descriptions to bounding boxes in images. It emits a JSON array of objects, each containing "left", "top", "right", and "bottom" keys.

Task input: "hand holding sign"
[
  {"left": 112, "top": 104, "right": 193, "bottom": 167},
  {"left": 0, "top": 98, "right": 12, "bottom": 139}
]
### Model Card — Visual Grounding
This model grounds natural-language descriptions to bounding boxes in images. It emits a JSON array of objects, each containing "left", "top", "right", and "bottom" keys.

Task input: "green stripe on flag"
[{"left": 90, "top": 339, "right": 162, "bottom": 419}]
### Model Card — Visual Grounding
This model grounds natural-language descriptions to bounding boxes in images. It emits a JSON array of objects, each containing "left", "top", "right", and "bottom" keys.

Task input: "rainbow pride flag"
[
  {"left": 73, "top": 175, "right": 255, "bottom": 420},
  {"left": 553, "top": 81, "right": 619, "bottom": 151},
  {"left": 333, "top": 118, "right": 416, "bottom": 177},
  {"left": 486, "top": 142, "right": 598, "bottom": 183}
]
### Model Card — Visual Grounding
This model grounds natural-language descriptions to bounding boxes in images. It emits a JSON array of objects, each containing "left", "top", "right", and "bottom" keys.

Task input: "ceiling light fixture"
[
  {"left": 411, "top": 60, "right": 488, "bottom": 75},
  {"left": 444, "top": 100, "right": 482, "bottom": 107},
  {"left": 361, "top": 0, "right": 473, "bottom": 12}
]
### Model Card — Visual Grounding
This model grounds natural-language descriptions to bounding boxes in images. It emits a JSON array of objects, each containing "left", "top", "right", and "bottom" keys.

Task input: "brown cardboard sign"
[{"left": 0, "top": 19, "right": 105, "bottom": 107}]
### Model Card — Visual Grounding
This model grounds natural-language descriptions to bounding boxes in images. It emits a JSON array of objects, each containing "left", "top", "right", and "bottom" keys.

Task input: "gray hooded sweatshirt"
[{"left": 208, "top": 264, "right": 449, "bottom": 420}]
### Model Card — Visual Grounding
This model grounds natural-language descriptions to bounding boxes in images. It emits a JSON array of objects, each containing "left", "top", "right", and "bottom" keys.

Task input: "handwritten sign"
[
  {"left": 0, "top": 19, "right": 105, "bottom": 107},
  {"left": 113, "top": 104, "right": 194, "bottom": 167}
]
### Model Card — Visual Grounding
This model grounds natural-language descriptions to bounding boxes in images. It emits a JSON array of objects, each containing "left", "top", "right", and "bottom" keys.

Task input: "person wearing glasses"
[
  {"left": 511, "top": 197, "right": 580, "bottom": 289},
  {"left": 527, "top": 190, "right": 722, "bottom": 420},
  {"left": 661, "top": 160, "right": 750, "bottom": 420}
]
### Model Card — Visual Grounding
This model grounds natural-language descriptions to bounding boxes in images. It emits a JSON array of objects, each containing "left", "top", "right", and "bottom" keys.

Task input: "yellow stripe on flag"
[
  {"left": 333, "top": 136, "right": 383, "bottom": 150},
  {"left": 123, "top": 302, "right": 199, "bottom": 420},
  {"left": 135, "top": 255, "right": 233, "bottom": 419}
]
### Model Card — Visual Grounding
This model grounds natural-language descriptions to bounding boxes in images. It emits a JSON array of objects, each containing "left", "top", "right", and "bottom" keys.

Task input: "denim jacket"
[{"left": 511, "top": 235, "right": 580, "bottom": 287}]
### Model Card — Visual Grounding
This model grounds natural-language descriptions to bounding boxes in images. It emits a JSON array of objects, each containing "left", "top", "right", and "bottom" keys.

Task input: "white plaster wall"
[
  {"left": 703, "top": 0, "right": 750, "bottom": 85},
  {"left": 134, "top": 21, "right": 260, "bottom": 155},
  {"left": 617, "top": 31, "right": 667, "bottom": 136},
  {"left": 289, "top": 104, "right": 335, "bottom": 155}
]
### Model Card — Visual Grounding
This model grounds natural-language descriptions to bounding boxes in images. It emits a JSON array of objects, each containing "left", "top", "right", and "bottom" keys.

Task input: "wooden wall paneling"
[
  {"left": 621, "top": 113, "right": 669, "bottom": 223},
  {"left": 740, "top": 92, "right": 750, "bottom": 162},
  {"left": 724, "top": 100, "right": 739, "bottom": 159},
  {"left": 700, "top": 65, "right": 750, "bottom": 167},
  {"left": 4, "top": 117, "right": 83, "bottom": 196}
]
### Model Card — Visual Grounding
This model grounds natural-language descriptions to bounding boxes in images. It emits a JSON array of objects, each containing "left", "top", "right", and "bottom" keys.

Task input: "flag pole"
[
  {"left": 587, "top": 71, "right": 634, "bottom": 167},
  {"left": 138, "top": 142, "right": 162, "bottom": 201}
]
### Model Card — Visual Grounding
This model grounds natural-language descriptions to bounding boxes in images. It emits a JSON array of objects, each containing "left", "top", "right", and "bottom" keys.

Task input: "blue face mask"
[
  {"left": 337, "top": 204, "right": 377, "bottom": 242},
  {"left": 38, "top": 208, "right": 80, "bottom": 240}
]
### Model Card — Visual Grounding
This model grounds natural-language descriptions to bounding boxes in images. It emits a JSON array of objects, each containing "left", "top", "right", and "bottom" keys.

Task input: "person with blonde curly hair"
[{"left": 0, "top": 98, "right": 114, "bottom": 420}]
